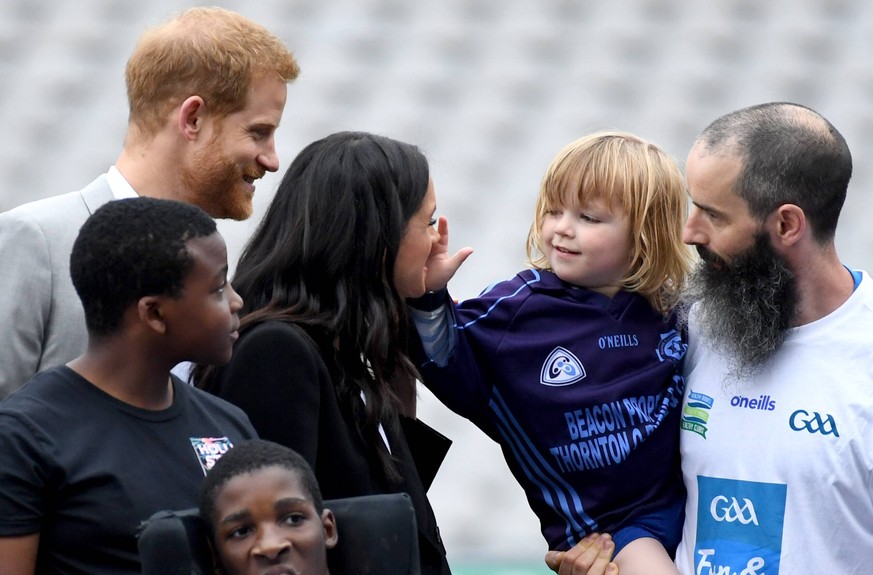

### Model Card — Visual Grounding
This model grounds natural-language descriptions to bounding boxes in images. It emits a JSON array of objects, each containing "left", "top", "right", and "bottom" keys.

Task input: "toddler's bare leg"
[{"left": 613, "top": 537, "right": 679, "bottom": 575}]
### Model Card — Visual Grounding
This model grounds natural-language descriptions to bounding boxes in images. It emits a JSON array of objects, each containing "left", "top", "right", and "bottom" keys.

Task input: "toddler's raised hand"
[{"left": 424, "top": 216, "right": 473, "bottom": 292}]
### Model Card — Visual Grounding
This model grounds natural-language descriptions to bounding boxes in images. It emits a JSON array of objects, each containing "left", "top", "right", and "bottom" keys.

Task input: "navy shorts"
[{"left": 611, "top": 497, "right": 684, "bottom": 559}]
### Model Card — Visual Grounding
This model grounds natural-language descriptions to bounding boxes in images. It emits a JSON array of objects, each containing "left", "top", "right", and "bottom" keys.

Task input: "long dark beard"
[{"left": 680, "top": 233, "right": 798, "bottom": 379}]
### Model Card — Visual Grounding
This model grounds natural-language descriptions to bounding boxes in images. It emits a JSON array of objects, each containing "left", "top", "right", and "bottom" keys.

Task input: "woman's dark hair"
[{"left": 195, "top": 131, "right": 430, "bottom": 478}]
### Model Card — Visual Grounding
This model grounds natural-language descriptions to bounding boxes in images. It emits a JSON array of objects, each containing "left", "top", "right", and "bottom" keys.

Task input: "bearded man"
[
  {"left": 0, "top": 7, "right": 299, "bottom": 398},
  {"left": 675, "top": 102, "right": 873, "bottom": 575}
]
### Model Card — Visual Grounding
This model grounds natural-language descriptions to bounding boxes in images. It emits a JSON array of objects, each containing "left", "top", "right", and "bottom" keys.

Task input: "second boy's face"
[
  {"left": 541, "top": 198, "right": 632, "bottom": 297},
  {"left": 163, "top": 232, "right": 242, "bottom": 366},
  {"left": 213, "top": 465, "right": 337, "bottom": 575}
]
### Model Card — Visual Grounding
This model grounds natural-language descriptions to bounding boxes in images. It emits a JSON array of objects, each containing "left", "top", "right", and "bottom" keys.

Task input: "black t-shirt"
[{"left": 0, "top": 366, "right": 257, "bottom": 574}]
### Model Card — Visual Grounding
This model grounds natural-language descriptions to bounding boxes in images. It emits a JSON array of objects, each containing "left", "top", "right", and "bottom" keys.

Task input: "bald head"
[{"left": 693, "top": 102, "right": 852, "bottom": 242}]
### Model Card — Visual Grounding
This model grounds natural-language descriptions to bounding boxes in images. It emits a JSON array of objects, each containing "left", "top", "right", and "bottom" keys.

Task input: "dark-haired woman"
[{"left": 196, "top": 131, "right": 470, "bottom": 575}]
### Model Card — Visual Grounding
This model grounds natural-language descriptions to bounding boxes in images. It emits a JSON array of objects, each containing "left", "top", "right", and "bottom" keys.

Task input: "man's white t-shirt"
[{"left": 675, "top": 270, "right": 873, "bottom": 574}]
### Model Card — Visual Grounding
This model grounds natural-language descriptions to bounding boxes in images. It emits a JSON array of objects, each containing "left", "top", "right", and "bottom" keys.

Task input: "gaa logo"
[
  {"left": 709, "top": 495, "right": 759, "bottom": 525},
  {"left": 789, "top": 410, "right": 840, "bottom": 437}
]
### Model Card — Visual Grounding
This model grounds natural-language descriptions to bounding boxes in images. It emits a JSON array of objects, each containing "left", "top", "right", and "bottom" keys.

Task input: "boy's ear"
[
  {"left": 322, "top": 509, "right": 338, "bottom": 550},
  {"left": 178, "top": 95, "right": 207, "bottom": 141},
  {"left": 138, "top": 296, "right": 168, "bottom": 334}
]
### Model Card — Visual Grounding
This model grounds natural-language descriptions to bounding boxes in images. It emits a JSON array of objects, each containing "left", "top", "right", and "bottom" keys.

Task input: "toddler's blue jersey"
[{"left": 418, "top": 269, "right": 687, "bottom": 551}]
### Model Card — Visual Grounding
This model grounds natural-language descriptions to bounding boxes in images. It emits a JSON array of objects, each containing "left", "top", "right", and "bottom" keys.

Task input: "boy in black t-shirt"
[{"left": 0, "top": 197, "right": 257, "bottom": 574}]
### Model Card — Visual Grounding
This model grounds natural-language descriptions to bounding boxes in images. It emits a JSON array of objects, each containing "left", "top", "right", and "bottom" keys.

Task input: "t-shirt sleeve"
[{"left": 0, "top": 412, "right": 51, "bottom": 536}]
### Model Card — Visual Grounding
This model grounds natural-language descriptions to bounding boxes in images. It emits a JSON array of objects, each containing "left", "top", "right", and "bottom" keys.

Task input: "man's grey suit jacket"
[{"left": 0, "top": 175, "right": 114, "bottom": 398}]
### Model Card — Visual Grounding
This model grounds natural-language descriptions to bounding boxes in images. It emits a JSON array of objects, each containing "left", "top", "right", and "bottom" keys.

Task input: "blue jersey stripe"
[
  {"left": 491, "top": 389, "right": 596, "bottom": 531},
  {"left": 458, "top": 270, "right": 541, "bottom": 331},
  {"left": 489, "top": 387, "right": 598, "bottom": 548}
]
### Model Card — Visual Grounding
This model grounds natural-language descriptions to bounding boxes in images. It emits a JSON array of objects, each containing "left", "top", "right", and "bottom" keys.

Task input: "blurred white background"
[{"left": 3, "top": 0, "right": 873, "bottom": 571}]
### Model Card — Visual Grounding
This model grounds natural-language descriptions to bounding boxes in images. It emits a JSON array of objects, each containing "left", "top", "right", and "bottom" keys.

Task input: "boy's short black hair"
[
  {"left": 70, "top": 197, "right": 217, "bottom": 336},
  {"left": 199, "top": 439, "right": 324, "bottom": 534}
]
